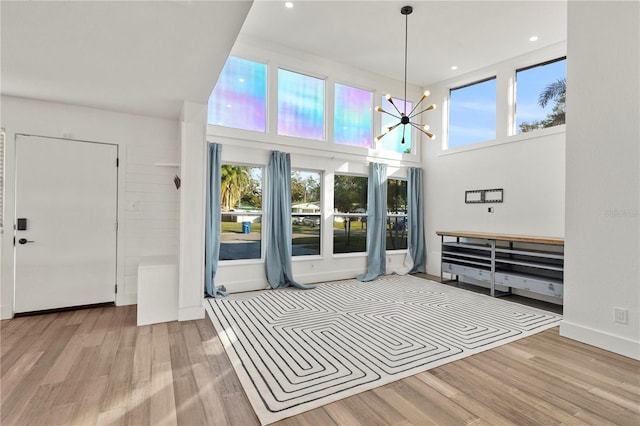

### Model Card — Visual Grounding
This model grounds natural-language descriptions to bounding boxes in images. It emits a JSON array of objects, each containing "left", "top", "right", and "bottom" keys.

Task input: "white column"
[{"left": 178, "top": 101, "right": 208, "bottom": 321}]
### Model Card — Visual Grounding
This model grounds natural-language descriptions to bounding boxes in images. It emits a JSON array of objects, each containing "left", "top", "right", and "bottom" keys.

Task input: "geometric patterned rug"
[{"left": 205, "top": 275, "right": 562, "bottom": 425}]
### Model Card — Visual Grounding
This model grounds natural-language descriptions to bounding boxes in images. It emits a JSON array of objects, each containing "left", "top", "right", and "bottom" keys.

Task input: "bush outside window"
[
  {"left": 219, "top": 165, "right": 263, "bottom": 261},
  {"left": 291, "top": 170, "right": 322, "bottom": 256},
  {"left": 333, "top": 175, "right": 368, "bottom": 254},
  {"left": 387, "top": 179, "right": 407, "bottom": 250}
]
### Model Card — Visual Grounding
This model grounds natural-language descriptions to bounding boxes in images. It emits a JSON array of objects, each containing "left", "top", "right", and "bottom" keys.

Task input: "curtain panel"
[
  {"left": 357, "top": 162, "right": 388, "bottom": 282},
  {"left": 205, "top": 143, "right": 227, "bottom": 297},
  {"left": 265, "top": 151, "right": 315, "bottom": 290},
  {"left": 407, "top": 167, "right": 426, "bottom": 273}
]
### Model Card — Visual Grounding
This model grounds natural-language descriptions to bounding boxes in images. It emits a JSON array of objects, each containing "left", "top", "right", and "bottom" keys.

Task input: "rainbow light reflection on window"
[
  {"left": 334, "top": 84, "right": 373, "bottom": 148},
  {"left": 208, "top": 56, "right": 267, "bottom": 132},
  {"left": 278, "top": 69, "right": 324, "bottom": 140},
  {"left": 379, "top": 96, "right": 413, "bottom": 154}
]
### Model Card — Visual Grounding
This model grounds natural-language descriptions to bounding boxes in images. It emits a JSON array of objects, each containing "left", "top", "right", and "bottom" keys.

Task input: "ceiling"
[
  {"left": 1, "top": 1, "right": 253, "bottom": 120},
  {"left": 239, "top": 0, "right": 567, "bottom": 87},
  {"left": 1, "top": 1, "right": 566, "bottom": 120}
]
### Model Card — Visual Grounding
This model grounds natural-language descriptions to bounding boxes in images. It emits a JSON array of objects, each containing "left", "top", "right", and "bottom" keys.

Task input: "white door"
[{"left": 14, "top": 135, "right": 118, "bottom": 313}]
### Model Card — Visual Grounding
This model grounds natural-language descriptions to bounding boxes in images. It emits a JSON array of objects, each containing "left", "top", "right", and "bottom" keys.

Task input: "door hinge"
[
  {"left": 115, "top": 284, "right": 118, "bottom": 294},
  {"left": 115, "top": 221, "right": 118, "bottom": 232},
  {"left": 116, "top": 158, "right": 119, "bottom": 167}
]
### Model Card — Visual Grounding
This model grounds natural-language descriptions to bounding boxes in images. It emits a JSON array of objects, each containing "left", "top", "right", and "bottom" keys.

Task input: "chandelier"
[{"left": 375, "top": 5, "right": 436, "bottom": 145}]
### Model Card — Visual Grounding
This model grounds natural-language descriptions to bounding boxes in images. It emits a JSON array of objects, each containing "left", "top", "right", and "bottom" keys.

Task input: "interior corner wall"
[
  {"left": 561, "top": 1, "right": 640, "bottom": 360},
  {"left": 0, "top": 96, "right": 180, "bottom": 319}
]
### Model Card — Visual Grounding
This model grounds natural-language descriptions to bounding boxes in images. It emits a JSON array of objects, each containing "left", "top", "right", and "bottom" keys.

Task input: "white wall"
[
  {"left": 423, "top": 44, "right": 567, "bottom": 278},
  {"left": 561, "top": 1, "right": 639, "bottom": 360},
  {"left": 0, "top": 96, "right": 180, "bottom": 319}
]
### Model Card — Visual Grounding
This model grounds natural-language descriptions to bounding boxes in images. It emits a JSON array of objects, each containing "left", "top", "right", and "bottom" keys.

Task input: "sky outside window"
[
  {"left": 516, "top": 58, "right": 567, "bottom": 132},
  {"left": 448, "top": 78, "right": 497, "bottom": 149}
]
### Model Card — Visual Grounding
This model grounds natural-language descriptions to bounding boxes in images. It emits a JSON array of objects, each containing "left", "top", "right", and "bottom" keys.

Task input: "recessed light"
[
  {"left": 529, "top": 35, "right": 539, "bottom": 42},
  {"left": 285, "top": 2, "right": 293, "bottom": 8},
  {"left": 451, "top": 65, "right": 458, "bottom": 70}
]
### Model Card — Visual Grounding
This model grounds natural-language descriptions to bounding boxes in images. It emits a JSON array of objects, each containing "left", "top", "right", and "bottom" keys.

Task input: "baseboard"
[
  {"left": 560, "top": 320, "right": 640, "bottom": 360},
  {"left": 1, "top": 304, "right": 13, "bottom": 320},
  {"left": 178, "top": 305, "right": 205, "bottom": 321},
  {"left": 116, "top": 293, "right": 137, "bottom": 306},
  {"left": 293, "top": 269, "right": 363, "bottom": 284}
]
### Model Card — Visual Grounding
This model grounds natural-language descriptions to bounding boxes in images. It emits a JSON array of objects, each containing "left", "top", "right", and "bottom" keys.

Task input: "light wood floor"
[{"left": 2, "top": 290, "right": 639, "bottom": 425}]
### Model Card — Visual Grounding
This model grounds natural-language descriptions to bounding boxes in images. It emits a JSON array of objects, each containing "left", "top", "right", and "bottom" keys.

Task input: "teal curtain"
[
  {"left": 357, "top": 162, "right": 388, "bottom": 282},
  {"left": 205, "top": 143, "right": 226, "bottom": 297},
  {"left": 265, "top": 151, "right": 315, "bottom": 290},
  {"left": 407, "top": 167, "right": 426, "bottom": 273}
]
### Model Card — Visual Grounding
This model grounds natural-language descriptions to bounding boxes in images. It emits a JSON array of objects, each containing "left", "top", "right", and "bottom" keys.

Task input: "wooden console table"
[{"left": 436, "top": 231, "right": 564, "bottom": 300}]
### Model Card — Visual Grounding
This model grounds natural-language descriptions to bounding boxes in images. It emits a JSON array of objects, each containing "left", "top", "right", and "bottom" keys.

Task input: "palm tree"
[
  {"left": 538, "top": 78, "right": 566, "bottom": 108},
  {"left": 221, "top": 165, "right": 250, "bottom": 211},
  {"left": 519, "top": 78, "right": 566, "bottom": 132}
]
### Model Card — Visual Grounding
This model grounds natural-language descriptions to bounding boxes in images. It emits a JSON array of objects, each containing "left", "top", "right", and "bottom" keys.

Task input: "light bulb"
[
  {"left": 423, "top": 124, "right": 430, "bottom": 131},
  {"left": 423, "top": 90, "right": 430, "bottom": 97},
  {"left": 375, "top": 106, "right": 383, "bottom": 112}
]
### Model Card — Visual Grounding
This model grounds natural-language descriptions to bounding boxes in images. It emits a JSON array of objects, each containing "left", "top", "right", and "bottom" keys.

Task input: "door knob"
[{"left": 18, "top": 238, "right": 35, "bottom": 245}]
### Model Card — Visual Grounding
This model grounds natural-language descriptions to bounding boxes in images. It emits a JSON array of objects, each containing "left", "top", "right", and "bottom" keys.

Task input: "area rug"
[{"left": 205, "top": 275, "right": 562, "bottom": 425}]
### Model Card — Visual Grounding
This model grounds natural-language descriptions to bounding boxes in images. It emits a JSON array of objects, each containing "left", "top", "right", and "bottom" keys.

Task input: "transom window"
[
  {"left": 208, "top": 56, "right": 267, "bottom": 132},
  {"left": 379, "top": 96, "right": 413, "bottom": 154},
  {"left": 448, "top": 77, "right": 497, "bottom": 149},
  {"left": 334, "top": 84, "right": 373, "bottom": 148},
  {"left": 277, "top": 69, "right": 325, "bottom": 140},
  {"left": 516, "top": 57, "right": 566, "bottom": 133}
]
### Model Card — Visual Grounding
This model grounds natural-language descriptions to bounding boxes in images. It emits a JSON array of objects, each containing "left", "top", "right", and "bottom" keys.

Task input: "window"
[
  {"left": 379, "top": 96, "right": 413, "bottom": 154},
  {"left": 333, "top": 175, "right": 367, "bottom": 254},
  {"left": 516, "top": 57, "right": 566, "bottom": 133},
  {"left": 387, "top": 179, "right": 407, "bottom": 250},
  {"left": 448, "top": 77, "right": 497, "bottom": 149},
  {"left": 219, "top": 165, "right": 263, "bottom": 261},
  {"left": 291, "top": 170, "right": 322, "bottom": 256},
  {"left": 208, "top": 56, "right": 267, "bottom": 132},
  {"left": 334, "top": 84, "right": 373, "bottom": 148},
  {"left": 278, "top": 69, "right": 325, "bottom": 140}
]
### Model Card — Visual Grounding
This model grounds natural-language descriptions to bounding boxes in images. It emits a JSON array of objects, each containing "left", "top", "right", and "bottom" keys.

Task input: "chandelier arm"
[
  {"left": 408, "top": 94, "right": 427, "bottom": 116},
  {"left": 387, "top": 122, "right": 402, "bottom": 132},
  {"left": 386, "top": 97, "right": 404, "bottom": 116},
  {"left": 377, "top": 108, "right": 401, "bottom": 119},
  {"left": 409, "top": 104, "right": 436, "bottom": 119},
  {"left": 410, "top": 122, "right": 435, "bottom": 139}
]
